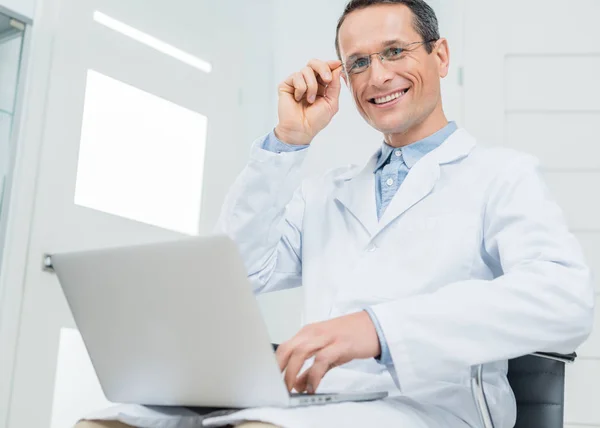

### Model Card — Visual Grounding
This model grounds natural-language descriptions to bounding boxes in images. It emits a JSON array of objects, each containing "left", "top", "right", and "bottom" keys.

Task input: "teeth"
[{"left": 374, "top": 90, "right": 407, "bottom": 105}]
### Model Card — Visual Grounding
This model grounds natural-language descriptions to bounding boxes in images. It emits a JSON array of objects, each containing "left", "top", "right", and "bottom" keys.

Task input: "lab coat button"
[{"left": 366, "top": 244, "right": 378, "bottom": 252}]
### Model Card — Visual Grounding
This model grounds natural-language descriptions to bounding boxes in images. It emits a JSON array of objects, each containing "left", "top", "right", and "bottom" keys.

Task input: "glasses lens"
[
  {"left": 348, "top": 57, "right": 370, "bottom": 74},
  {"left": 383, "top": 46, "right": 405, "bottom": 61}
]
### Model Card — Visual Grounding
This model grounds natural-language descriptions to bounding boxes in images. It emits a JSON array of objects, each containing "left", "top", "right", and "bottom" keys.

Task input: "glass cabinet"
[{"left": 0, "top": 12, "right": 25, "bottom": 266}]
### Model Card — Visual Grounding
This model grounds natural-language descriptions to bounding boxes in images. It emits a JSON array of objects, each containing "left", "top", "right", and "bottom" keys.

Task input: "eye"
[
  {"left": 384, "top": 46, "right": 404, "bottom": 60},
  {"left": 350, "top": 57, "right": 370, "bottom": 72}
]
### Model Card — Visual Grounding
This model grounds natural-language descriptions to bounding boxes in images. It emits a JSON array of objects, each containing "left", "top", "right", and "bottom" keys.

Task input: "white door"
[
  {"left": 464, "top": 1, "right": 600, "bottom": 426},
  {"left": 1, "top": 0, "right": 267, "bottom": 426}
]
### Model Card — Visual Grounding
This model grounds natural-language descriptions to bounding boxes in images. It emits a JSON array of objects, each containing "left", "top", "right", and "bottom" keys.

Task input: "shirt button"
[
  {"left": 367, "top": 244, "right": 378, "bottom": 252},
  {"left": 386, "top": 178, "right": 394, "bottom": 186},
  {"left": 395, "top": 150, "right": 402, "bottom": 157}
]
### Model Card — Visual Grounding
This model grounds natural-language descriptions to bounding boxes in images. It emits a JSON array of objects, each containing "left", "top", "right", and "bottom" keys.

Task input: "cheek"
[
  {"left": 415, "top": 65, "right": 439, "bottom": 95},
  {"left": 402, "top": 73, "right": 435, "bottom": 109},
  {"left": 351, "top": 87, "right": 368, "bottom": 113},
  {"left": 404, "top": 70, "right": 424, "bottom": 92}
]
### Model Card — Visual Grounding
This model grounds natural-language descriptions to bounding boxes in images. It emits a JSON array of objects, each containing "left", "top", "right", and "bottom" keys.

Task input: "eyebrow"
[{"left": 345, "top": 39, "right": 408, "bottom": 60}]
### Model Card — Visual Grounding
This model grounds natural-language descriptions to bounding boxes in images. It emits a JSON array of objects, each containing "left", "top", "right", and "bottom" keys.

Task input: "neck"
[{"left": 383, "top": 105, "right": 448, "bottom": 148}]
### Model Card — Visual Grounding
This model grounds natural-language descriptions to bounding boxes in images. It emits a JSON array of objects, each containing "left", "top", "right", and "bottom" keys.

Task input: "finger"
[
  {"left": 294, "top": 351, "right": 334, "bottom": 394},
  {"left": 325, "top": 66, "right": 343, "bottom": 107},
  {"left": 284, "top": 350, "right": 312, "bottom": 392},
  {"left": 278, "top": 330, "right": 330, "bottom": 391},
  {"left": 276, "top": 340, "right": 294, "bottom": 371},
  {"left": 292, "top": 72, "right": 307, "bottom": 102},
  {"left": 282, "top": 339, "right": 323, "bottom": 392},
  {"left": 276, "top": 327, "right": 324, "bottom": 371},
  {"left": 294, "top": 369, "right": 311, "bottom": 394},
  {"left": 280, "top": 72, "right": 296, "bottom": 94},
  {"left": 304, "top": 347, "right": 341, "bottom": 394},
  {"left": 327, "top": 60, "right": 343, "bottom": 74},
  {"left": 314, "top": 85, "right": 328, "bottom": 98},
  {"left": 301, "top": 67, "right": 319, "bottom": 104},
  {"left": 307, "top": 59, "right": 334, "bottom": 84}
]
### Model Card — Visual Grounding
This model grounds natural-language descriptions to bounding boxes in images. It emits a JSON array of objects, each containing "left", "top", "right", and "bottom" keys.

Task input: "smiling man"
[
  {"left": 214, "top": 0, "right": 593, "bottom": 426},
  {"left": 334, "top": 2, "right": 444, "bottom": 145},
  {"left": 77, "top": 1, "right": 593, "bottom": 428}
]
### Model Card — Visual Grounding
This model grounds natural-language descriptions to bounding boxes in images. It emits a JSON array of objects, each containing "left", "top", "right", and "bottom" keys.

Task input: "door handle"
[{"left": 42, "top": 254, "right": 54, "bottom": 273}]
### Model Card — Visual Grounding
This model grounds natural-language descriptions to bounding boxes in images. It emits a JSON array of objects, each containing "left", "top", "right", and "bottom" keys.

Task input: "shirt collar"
[{"left": 374, "top": 121, "right": 458, "bottom": 172}]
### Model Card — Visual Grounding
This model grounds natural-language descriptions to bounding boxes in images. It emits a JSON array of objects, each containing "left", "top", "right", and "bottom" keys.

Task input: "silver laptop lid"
[{"left": 52, "top": 235, "right": 289, "bottom": 408}]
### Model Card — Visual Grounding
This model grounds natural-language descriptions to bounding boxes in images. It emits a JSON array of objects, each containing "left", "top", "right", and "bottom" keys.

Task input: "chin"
[{"left": 372, "top": 119, "right": 410, "bottom": 135}]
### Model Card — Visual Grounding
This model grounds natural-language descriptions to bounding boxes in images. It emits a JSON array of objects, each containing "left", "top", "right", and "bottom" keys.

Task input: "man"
[{"left": 79, "top": 0, "right": 593, "bottom": 427}]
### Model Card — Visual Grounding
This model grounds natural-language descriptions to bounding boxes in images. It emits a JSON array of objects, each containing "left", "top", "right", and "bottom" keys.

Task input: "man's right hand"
[{"left": 275, "top": 59, "right": 343, "bottom": 146}]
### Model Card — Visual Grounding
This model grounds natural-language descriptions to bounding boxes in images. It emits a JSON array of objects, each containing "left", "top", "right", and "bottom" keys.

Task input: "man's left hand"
[{"left": 275, "top": 310, "right": 381, "bottom": 394}]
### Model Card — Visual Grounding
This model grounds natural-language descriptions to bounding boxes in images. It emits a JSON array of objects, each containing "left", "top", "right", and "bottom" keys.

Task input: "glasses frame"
[{"left": 342, "top": 39, "right": 438, "bottom": 76}]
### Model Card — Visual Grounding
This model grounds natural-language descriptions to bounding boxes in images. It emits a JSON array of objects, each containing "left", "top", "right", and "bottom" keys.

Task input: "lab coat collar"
[
  {"left": 334, "top": 128, "right": 476, "bottom": 238},
  {"left": 373, "top": 121, "right": 459, "bottom": 171},
  {"left": 333, "top": 152, "right": 381, "bottom": 237}
]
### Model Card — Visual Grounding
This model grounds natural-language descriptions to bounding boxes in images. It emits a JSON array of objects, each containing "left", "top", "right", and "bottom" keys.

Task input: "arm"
[
  {"left": 216, "top": 58, "right": 342, "bottom": 294},
  {"left": 215, "top": 132, "right": 309, "bottom": 294},
  {"left": 371, "top": 155, "right": 594, "bottom": 385}
]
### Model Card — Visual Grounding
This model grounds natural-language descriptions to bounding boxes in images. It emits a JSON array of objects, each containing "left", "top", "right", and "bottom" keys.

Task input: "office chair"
[{"left": 472, "top": 352, "right": 576, "bottom": 428}]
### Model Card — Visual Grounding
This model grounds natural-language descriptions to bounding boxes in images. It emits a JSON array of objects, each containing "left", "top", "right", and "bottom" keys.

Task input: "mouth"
[{"left": 368, "top": 88, "right": 410, "bottom": 106}]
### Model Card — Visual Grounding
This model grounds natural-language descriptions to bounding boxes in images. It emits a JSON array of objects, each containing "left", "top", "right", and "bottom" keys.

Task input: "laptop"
[{"left": 52, "top": 234, "right": 388, "bottom": 408}]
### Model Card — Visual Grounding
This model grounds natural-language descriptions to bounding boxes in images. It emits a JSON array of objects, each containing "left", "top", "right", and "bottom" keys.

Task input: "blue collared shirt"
[{"left": 261, "top": 122, "right": 458, "bottom": 365}]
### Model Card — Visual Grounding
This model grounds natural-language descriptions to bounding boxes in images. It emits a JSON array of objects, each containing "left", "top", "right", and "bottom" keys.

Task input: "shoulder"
[
  {"left": 463, "top": 137, "right": 540, "bottom": 180},
  {"left": 459, "top": 136, "right": 546, "bottom": 205}
]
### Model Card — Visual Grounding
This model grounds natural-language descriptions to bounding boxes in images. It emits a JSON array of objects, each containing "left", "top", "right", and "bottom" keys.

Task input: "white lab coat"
[
  {"left": 206, "top": 128, "right": 594, "bottom": 428},
  {"left": 82, "top": 128, "right": 593, "bottom": 428}
]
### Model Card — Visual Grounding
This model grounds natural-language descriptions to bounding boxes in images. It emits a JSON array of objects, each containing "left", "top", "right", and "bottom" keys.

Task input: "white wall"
[
  {"left": 0, "top": 0, "right": 35, "bottom": 22},
  {"left": 462, "top": 1, "right": 600, "bottom": 425}
]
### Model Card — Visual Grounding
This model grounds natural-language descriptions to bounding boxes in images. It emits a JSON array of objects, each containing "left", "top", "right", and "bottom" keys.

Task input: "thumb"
[{"left": 326, "top": 65, "right": 343, "bottom": 102}]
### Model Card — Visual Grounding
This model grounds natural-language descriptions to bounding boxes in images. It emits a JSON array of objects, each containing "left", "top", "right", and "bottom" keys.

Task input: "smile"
[{"left": 369, "top": 88, "right": 410, "bottom": 105}]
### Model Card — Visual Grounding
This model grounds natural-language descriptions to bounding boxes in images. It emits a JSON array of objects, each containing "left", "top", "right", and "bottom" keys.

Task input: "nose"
[{"left": 368, "top": 54, "right": 395, "bottom": 86}]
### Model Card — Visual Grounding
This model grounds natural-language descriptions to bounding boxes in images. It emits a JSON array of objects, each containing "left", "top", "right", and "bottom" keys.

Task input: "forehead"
[{"left": 338, "top": 4, "right": 420, "bottom": 57}]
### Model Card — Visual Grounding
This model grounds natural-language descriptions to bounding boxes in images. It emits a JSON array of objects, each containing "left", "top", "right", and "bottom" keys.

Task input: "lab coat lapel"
[
  {"left": 376, "top": 129, "right": 477, "bottom": 234},
  {"left": 332, "top": 129, "right": 477, "bottom": 238},
  {"left": 376, "top": 156, "right": 440, "bottom": 233},
  {"left": 333, "top": 152, "right": 380, "bottom": 237}
]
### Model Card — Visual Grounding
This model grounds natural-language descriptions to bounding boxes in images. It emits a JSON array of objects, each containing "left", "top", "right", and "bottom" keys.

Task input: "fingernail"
[
  {"left": 325, "top": 73, "right": 332, "bottom": 80},
  {"left": 307, "top": 383, "right": 314, "bottom": 394},
  {"left": 309, "top": 95, "right": 315, "bottom": 103}
]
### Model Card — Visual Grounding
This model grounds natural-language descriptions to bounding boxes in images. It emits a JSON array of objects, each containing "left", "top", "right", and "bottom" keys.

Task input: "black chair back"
[{"left": 508, "top": 355, "right": 567, "bottom": 428}]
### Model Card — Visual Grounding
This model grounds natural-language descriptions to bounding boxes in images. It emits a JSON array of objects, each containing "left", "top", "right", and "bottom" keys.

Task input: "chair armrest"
[
  {"left": 471, "top": 352, "right": 576, "bottom": 428},
  {"left": 531, "top": 352, "right": 576, "bottom": 364}
]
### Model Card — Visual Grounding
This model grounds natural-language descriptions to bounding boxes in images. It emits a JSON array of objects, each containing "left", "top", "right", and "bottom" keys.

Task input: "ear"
[{"left": 435, "top": 38, "right": 450, "bottom": 79}]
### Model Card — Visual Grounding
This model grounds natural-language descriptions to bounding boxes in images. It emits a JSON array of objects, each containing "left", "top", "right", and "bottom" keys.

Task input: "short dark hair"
[{"left": 335, "top": 0, "right": 440, "bottom": 59}]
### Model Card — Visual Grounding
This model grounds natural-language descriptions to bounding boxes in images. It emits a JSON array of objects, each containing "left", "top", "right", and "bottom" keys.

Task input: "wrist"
[
  {"left": 274, "top": 125, "right": 313, "bottom": 146},
  {"left": 360, "top": 310, "right": 382, "bottom": 359}
]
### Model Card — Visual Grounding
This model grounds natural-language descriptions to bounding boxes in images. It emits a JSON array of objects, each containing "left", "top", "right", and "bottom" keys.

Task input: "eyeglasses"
[{"left": 343, "top": 39, "right": 438, "bottom": 75}]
